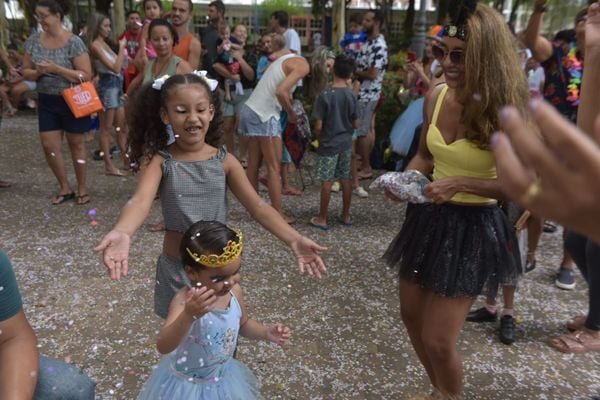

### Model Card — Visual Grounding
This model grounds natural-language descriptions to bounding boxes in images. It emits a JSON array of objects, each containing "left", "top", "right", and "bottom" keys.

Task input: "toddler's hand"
[
  {"left": 266, "top": 324, "right": 291, "bottom": 346},
  {"left": 184, "top": 286, "right": 216, "bottom": 319}
]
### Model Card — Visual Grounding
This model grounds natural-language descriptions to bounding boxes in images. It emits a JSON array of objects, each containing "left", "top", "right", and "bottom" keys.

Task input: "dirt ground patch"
[{"left": 1, "top": 112, "right": 598, "bottom": 399}]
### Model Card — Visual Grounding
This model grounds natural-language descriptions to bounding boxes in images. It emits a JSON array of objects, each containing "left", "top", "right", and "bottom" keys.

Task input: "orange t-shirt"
[{"left": 173, "top": 33, "right": 193, "bottom": 61}]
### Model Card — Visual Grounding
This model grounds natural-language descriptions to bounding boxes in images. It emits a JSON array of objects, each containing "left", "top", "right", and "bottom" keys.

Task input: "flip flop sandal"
[
  {"left": 77, "top": 193, "right": 91, "bottom": 205},
  {"left": 0, "top": 180, "right": 11, "bottom": 188},
  {"left": 566, "top": 315, "right": 587, "bottom": 332},
  {"left": 543, "top": 221, "right": 558, "bottom": 233},
  {"left": 282, "top": 187, "right": 302, "bottom": 196},
  {"left": 52, "top": 192, "right": 75, "bottom": 205},
  {"left": 309, "top": 217, "right": 330, "bottom": 231},
  {"left": 551, "top": 330, "right": 600, "bottom": 353},
  {"left": 337, "top": 216, "right": 352, "bottom": 226}
]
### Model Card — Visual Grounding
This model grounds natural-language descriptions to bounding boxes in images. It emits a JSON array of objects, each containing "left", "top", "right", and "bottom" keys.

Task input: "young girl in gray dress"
[{"left": 95, "top": 72, "right": 327, "bottom": 318}]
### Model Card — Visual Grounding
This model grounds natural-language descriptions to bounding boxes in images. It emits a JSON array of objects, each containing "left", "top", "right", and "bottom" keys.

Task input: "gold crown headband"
[{"left": 186, "top": 230, "right": 243, "bottom": 268}]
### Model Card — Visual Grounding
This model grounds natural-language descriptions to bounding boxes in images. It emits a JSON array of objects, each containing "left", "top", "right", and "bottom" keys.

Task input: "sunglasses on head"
[{"left": 432, "top": 45, "right": 465, "bottom": 65}]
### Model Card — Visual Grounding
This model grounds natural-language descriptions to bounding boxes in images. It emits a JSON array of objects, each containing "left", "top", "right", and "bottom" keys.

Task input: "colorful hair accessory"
[
  {"left": 565, "top": 42, "right": 583, "bottom": 107},
  {"left": 443, "top": 0, "right": 478, "bottom": 41},
  {"left": 442, "top": 24, "right": 468, "bottom": 41},
  {"left": 186, "top": 230, "right": 243, "bottom": 268},
  {"left": 152, "top": 74, "right": 170, "bottom": 90},
  {"left": 428, "top": 25, "right": 443, "bottom": 38},
  {"left": 192, "top": 70, "right": 219, "bottom": 92}
]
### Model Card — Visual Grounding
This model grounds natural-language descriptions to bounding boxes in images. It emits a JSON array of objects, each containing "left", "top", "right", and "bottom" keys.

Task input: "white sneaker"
[
  {"left": 331, "top": 181, "right": 340, "bottom": 192},
  {"left": 353, "top": 186, "right": 368, "bottom": 198}
]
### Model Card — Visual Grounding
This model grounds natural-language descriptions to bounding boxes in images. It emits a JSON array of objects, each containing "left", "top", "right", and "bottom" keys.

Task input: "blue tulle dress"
[{"left": 138, "top": 293, "right": 263, "bottom": 399}]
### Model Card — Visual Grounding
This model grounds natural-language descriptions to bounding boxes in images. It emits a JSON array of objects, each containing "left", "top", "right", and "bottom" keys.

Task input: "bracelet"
[{"left": 534, "top": 5, "right": 547, "bottom": 13}]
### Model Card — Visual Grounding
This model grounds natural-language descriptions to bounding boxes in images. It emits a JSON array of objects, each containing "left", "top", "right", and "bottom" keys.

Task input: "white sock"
[{"left": 485, "top": 303, "right": 497, "bottom": 314}]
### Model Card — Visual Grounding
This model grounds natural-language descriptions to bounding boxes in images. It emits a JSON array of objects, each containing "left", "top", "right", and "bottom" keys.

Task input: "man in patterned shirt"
[{"left": 352, "top": 9, "right": 388, "bottom": 197}]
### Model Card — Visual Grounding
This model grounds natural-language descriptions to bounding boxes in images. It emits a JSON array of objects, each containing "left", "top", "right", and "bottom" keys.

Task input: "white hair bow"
[
  {"left": 192, "top": 70, "right": 219, "bottom": 92},
  {"left": 152, "top": 74, "right": 170, "bottom": 90},
  {"left": 151, "top": 71, "right": 219, "bottom": 92}
]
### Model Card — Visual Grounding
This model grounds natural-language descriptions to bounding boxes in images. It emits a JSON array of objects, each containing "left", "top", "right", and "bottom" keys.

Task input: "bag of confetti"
[{"left": 369, "top": 170, "right": 432, "bottom": 203}]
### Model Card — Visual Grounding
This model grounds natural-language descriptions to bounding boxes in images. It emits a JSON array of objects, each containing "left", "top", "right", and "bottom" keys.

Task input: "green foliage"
[
  {"left": 260, "top": 0, "right": 304, "bottom": 23},
  {"left": 375, "top": 71, "right": 406, "bottom": 141},
  {"left": 388, "top": 50, "right": 409, "bottom": 72}
]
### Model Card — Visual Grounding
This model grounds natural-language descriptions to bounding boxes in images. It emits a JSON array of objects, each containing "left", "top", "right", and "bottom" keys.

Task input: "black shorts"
[{"left": 37, "top": 93, "right": 91, "bottom": 134}]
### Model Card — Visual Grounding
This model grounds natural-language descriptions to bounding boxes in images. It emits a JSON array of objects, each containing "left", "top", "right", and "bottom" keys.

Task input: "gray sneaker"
[{"left": 555, "top": 267, "right": 576, "bottom": 290}]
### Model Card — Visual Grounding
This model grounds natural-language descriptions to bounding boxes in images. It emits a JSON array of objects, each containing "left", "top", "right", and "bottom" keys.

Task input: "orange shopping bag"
[{"left": 61, "top": 81, "right": 103, "bottom": 118}]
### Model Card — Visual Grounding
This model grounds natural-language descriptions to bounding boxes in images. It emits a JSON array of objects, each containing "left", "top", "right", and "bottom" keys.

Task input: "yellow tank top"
[{"left": 426, "top": 85, "right": 497, "bottom": 204}]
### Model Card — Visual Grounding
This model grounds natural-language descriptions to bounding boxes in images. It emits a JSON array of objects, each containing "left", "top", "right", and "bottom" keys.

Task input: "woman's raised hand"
[{"left": 493, "top": 101, "right": 600, "bottom": 244}]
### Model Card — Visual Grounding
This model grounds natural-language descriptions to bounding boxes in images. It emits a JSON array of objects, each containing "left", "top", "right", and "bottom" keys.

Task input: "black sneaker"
[
  {"left": 466, "top": 307, "right": 498, "bottom": 323},
  {"left": 92, "top": 149, "right": 104, "bottom": 161},
  {"left": 555, "top": 267, "right": 576, "bottom": 290},
  {"left": 499, "top": 315, "right": 516, "bottom": 345},
  {"left": 93, "top": 146, "right": 119, "bottom": 161}
]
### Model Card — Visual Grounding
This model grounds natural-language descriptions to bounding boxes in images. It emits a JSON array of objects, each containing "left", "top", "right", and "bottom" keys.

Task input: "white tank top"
[{"left": 244, "top": 53, "right": 298, "bottom": 122}]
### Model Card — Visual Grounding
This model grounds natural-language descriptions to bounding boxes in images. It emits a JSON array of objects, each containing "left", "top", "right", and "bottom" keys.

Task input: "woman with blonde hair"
[
  {"left": 383, "top": 1, "right": 528, "bottom": 398},
  {"left": 308, "top": 45, "right": 334, "bottom": 103}
]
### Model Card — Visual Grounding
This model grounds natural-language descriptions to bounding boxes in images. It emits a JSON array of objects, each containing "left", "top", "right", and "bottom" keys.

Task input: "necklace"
[
  {"left": 564, "top": 41, "right": 583, "bottom": 107},
  {"left": 152, "top": 57, "right": 171, "bottom": 78}
]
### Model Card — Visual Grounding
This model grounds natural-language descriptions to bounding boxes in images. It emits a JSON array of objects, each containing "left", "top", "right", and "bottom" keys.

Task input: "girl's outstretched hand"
[
  {"left": 265, "top": 324, "right": 291, "bottom": 346},
  {"left": 184, "top": 286, "right": 217, "bottom": 319},
  {"left": 290, "top": 236, "right": 327, "bottom": 278},
  {"left": 93, "top": 230, "right": 131, "bottom": 280}
]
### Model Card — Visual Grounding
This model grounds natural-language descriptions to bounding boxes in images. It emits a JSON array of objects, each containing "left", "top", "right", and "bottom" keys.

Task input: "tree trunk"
[
  {"left": 435, "top": 0, "right": 448, "bottom": 25},
  {"left": 95, "top": 0, "right": 112, "bottom": 15},
  {"left": 403, "top": 0, "right": 415, "bottom": 42},
  {"left": 376, "top": 0, "right": 393, "bottom": 34},
  {"left": 113, "top": 0, "right": 125, "bottom": 38},
  {"left": 331, "top": 0, "right": 345, "bottom": 52},
  {"left": 0, "top": 0, "right": 7, "bottom": 48},
  {"left": 508, "top": 0, "right": 523, "bottom": 27}
]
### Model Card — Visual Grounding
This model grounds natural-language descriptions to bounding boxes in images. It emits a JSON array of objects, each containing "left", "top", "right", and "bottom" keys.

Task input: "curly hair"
[
  {"left": 457, "top": 3, "right": 529, "bottom": 147},
  {"left": 128, "top": 74, "right": 224, "bottom": 166}
]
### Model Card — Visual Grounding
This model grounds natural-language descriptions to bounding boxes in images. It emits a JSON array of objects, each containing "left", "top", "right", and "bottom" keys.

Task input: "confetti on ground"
[{"left": 1, "top": 113, "right": 598, "bottom": 399}]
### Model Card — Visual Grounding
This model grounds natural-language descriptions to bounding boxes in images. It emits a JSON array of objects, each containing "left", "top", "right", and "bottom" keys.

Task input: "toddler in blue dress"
[{"left": 138, "top": 220, "right": 291, "bottom": 399}]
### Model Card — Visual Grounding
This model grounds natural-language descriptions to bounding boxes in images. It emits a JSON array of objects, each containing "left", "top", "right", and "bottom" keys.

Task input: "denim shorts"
[
  {"left": 97, "top": 73, "right": 124, "bottom": 110},
  {"left": 356, "top": 100, "right": 378, "bottom": 137},
  {"left": 238, "top": 105, "right": 282, "bottom": 137},
  {"left": 222, "top": 88, "right": 253, "bottom": 117},
  {"left": 34, "top": 356, "right": 95, "bottom": 399},
  {"left": 316, "top": 149, "right": 353, "bottom": 181},
  {"left": 38, "top": 93, "right": 91, "bottom": 133}
]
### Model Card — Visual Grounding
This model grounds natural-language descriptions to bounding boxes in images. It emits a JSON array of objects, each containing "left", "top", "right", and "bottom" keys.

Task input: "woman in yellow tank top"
[{"left": 383, "top": 1, "right": 529, "bottom": 398}]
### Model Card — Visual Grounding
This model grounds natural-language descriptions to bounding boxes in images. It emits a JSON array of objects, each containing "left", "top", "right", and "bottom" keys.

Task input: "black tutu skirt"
[{"left": 383, "top": 202, "right": 522, "bottom": 297}]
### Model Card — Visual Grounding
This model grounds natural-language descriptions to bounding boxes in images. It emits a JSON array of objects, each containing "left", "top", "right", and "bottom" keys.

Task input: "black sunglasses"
[{"left": 432, "top": 45, "right": 465, "bottom": 65}]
